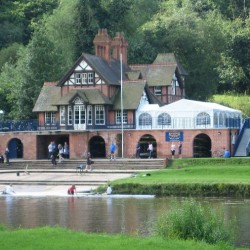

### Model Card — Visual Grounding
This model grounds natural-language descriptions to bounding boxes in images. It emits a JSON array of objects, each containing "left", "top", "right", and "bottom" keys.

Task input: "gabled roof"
[
  {"left": 33, "top": 84, "right": 60, "bottom": 112},
  {"left": 57, "top": 53, "right": 129, "bottom": 87},
  {"left": 55, "top": 89, "right": 112, "bottom": 105},
  {"left": 113, "top": 80, "right": 146, "bottom": 110},
  {"left": 153, "top": 53, "right": 188, "bottom": 76},
  {"left": 129, "top": 53, "right": 187, "bottom": 87}
]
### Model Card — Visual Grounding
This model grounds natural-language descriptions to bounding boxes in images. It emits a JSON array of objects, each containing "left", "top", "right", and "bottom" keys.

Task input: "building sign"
[{"left": 166, "top": 131, "right": 183, "bottom": 142}]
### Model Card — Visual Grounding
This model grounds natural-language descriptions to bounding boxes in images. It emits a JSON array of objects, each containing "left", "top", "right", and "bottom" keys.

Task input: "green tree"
[{"left": 0, "top": 25, "right": 64, "bottom": 119}]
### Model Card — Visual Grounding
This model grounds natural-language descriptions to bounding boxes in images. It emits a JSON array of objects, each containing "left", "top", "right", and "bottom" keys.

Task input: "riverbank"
[
  {"left": 104, "top": 158, "right": 250, "bottom": 197},
  {"left": 0, "top": 226, "right": 236, "bottom": 250}
]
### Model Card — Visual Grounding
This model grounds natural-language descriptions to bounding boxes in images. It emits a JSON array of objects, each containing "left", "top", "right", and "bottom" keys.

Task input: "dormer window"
[
  {"left": 154, "top": 86, "right": 162, "bottom": 96},
  {"left": 75, "top": 72, "right": 94, "bottom": 85}
]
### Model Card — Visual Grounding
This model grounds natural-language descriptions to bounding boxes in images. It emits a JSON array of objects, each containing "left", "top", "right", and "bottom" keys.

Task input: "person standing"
[
  {"left": 5, "top": 147, "right": 10, "bottom": 165},
  {"left": 136, "top": 142, "right": 141, "bottom": 158},
  {"left": 58, "top": 144, "right": 64, "bottom": 163},
  {"left": 178, "top": 142, "right": 183, "bottom": 159},
  {"left": 51, "top": 146, "right": 58, "bottom": 166},
  {"left": 171, "top": 143, "right": 176, "bottom": 159},
  {"left": 48, "top": 141, "right": 53, "bottom": 159},
  {"left": 85, "top": 152, "right": 93, "bottom": 171},
  {"left": 63, "top": 142, "right": 69, "bottom": 159},
  {"left": 110, "top": 142, "right": 117, "bottom": 160},
  {"left": 147, "top": 142, "right": 153, "bottom": 159}
]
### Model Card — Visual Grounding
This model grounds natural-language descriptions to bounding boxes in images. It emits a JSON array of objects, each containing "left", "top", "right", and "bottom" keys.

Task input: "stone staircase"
[
  {"left": 0, "top": 158, "right": 165, "bottom": 187},
  {"left": 0, "top": 158, "right": 164, "bottom": 172},
  {"left": 235, "top": 128, "right": 250, "bottom": 157}
]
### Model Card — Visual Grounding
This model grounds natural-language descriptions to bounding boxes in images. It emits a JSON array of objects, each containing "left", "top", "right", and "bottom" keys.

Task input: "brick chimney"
[
  {"left": 93, "top": 29, "right": 112, "bottom": 63},
  {"left": 111, "top": 32, "right": 128, "bottom": 65}
]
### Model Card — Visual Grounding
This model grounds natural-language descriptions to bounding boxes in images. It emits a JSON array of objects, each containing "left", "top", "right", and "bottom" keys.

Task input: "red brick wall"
[{"left": 0, "top": 128, "right": 234, "bottom": 160}]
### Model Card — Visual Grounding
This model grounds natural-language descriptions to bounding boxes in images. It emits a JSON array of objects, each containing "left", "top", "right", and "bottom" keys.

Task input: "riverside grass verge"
[
  {"left": 0, "top": 226, "right": 237, "bottom": 250},
  {"left": 99, "top": 158, "right": 250, "bottom": 197}
]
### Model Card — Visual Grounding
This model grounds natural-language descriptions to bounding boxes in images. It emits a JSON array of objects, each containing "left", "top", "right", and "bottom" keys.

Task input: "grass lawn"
[
  {"left": 113, "top": 158, "right": 250, "bottom": 185},
  {"left": 0, "top": 226, "right": 237, "bottom": 250}
]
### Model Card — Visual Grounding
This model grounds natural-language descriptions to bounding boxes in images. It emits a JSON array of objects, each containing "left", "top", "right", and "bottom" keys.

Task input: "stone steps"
[
  {"left": 1, "top": 159, "right": 165, "bottom": 171},
  {"left": 0, "top": 159, "right": 164, "bottom": 187}
]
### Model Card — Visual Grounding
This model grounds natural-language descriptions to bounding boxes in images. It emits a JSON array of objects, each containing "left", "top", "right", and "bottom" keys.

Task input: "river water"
[{"left": 0, "top": 195, "right": 249, "bottom": 248}]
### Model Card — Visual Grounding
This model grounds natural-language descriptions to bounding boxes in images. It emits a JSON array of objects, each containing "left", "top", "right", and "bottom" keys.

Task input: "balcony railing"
[
  {"left": 0, "top": 117, "right": 242, "bottom": 133},
  {"left": 0, "top": 120, "right": 38, "bottom": 132}
]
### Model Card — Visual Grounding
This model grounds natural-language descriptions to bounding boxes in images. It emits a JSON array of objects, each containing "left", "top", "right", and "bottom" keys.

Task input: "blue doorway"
[{"left": 8, "top": 138, "right": 23, "bottom": 158}]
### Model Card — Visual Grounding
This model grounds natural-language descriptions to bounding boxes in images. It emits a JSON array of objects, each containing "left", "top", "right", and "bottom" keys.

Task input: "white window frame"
[
  {"left": 87, "top": 105, "right": 92, "bottom": 125},
  {"left": 116, "top": 111, "right": 128, "bottom": 124},
  {"left": 75, "top": 72, "right": 94, "bottom": 85},
  {"left": 45, "top": 112, "right": 56, "bottom": 125},
  {"left": 88, "top": 72, "right": 94, "bottom": 84},
  {"left": 196, "top": 112, "right": 211, "bottom": 126},
  {"left": 154, "top": 86, "right": 162, "bottom": 96},
  {"left": 68, "top": 106, "right": 72, "bottom": 125},
  {"left": 60, "top": 106, "right": 66, "bottom": 125},
  {"left": 139, "top": 113, "right": 152, "bottom": 126},
  {"left": 95, "top": 105, "right": 105, "bottom": 125}
]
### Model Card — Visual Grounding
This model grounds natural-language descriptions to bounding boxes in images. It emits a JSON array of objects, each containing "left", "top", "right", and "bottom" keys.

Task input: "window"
[
  {"left": 75, "top": 72, "right": 94, "bottom": 85},
  {"left": 116, "top": 111, "right": 128, "bottom": 124},
  {"left": 68, "top": 106, "right": 72, "bottom": 125},
  {"left": 95, "top": 105, "right": 105, "bottom": 125},
  {"left": 139, "top": 113, "right": 152, "bottom": 126},
  {"left": 171, "top": 74, "right": 177, "bottom": 95},
  {"left": 87, "top": 105, "right": 92, "bottom": 125},
  {"left": 196, "top": 112, "right": 210, "bottom": 126},
  {"left": 45, "top": 112, "right": 56, "bottom": 125},
  {"left": 158, "top": 113, "right": 171, "bottom": 126},
  {"left": 154, "top": 86, "right": 162, "bottom": 96},
  {"left": 74, "top": 105, "right": 85, "bottom": 124},
  {"left": 60, "top": 106, "right": 66, "bottom": 125},
  {"left": 88, "top": 72, "right": 94, "bottom": 84}
]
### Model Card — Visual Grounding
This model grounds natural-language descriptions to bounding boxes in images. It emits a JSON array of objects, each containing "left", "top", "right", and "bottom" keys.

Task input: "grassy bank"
[
  {"left": 0, "top": 226, "right": 237, "bottom": 250},
  {"left": 103, "top": 158, "right": 250, "bottom": 197}
]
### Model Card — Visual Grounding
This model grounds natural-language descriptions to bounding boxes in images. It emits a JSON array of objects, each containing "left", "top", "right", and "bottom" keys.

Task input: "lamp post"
[{"left": 120, "top": 52, "right": 124, "bottom": 158}]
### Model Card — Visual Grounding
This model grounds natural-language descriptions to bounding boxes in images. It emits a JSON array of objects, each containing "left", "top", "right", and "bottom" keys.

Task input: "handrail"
[{"left": 233, "top": 118, "right": 250, "bottom": 156}]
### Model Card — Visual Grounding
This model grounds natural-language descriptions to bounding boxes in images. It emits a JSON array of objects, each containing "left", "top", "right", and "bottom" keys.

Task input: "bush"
[{"left": 155, "top": 199, "right": 235, "bottom": 245}]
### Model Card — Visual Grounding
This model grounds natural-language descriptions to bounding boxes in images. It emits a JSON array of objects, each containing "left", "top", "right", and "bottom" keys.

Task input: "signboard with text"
[{"left": 166, "top": 131, "right": 183, "bottom": 142}]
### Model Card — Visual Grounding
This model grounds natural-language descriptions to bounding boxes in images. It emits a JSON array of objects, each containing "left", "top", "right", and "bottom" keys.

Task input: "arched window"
[
  {"left": 139, "top": 113, "right": 152, "bottom": 126},
  {"left": 158, "top": 113, "right": 171, "bottom": 126},
  {"left": 196, "top": 112, "right": 210, "bottom": 126}
]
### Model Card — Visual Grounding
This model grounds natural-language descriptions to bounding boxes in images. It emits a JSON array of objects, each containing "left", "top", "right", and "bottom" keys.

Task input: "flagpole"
[{"left": 120, "top": 52, "right": 124, "bottom": 158}]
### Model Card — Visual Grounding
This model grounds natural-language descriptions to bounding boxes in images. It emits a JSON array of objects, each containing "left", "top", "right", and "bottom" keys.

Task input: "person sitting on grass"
[{"left": 68, "top": 185, "right": 76, "bottom": 195}]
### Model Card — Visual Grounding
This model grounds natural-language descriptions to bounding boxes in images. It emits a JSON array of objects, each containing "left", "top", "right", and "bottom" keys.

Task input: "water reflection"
[{"left": 0, "top": 196, "right": 249, "bottom": 248}]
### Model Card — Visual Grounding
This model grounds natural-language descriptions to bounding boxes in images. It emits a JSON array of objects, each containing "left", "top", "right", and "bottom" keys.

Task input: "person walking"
[
  {"left": 136, "top": 142, "right": 141, "bottom": 158},
  {"left": 171, "top": 143, "right": 176, "bottom": 159},
  {"left": 85, "top": 152, "right": 93, "bottom": 171},
  {"left": 110, "top": 142, "right": 117, "bottom": 160}
]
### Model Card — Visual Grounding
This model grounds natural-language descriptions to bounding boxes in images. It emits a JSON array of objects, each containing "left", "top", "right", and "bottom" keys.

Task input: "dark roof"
[
  {"left": 56, "top": 89, "right": 112, "bottom": 105},
  {"left": 57, "top": 53, "right": 129, "bottom": 87},
  {"left": 33, "top": 85, "right": 60, "bottom": 112},
  {"left": 113, "top": 81, "right": 146, "bottom": 110}
]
